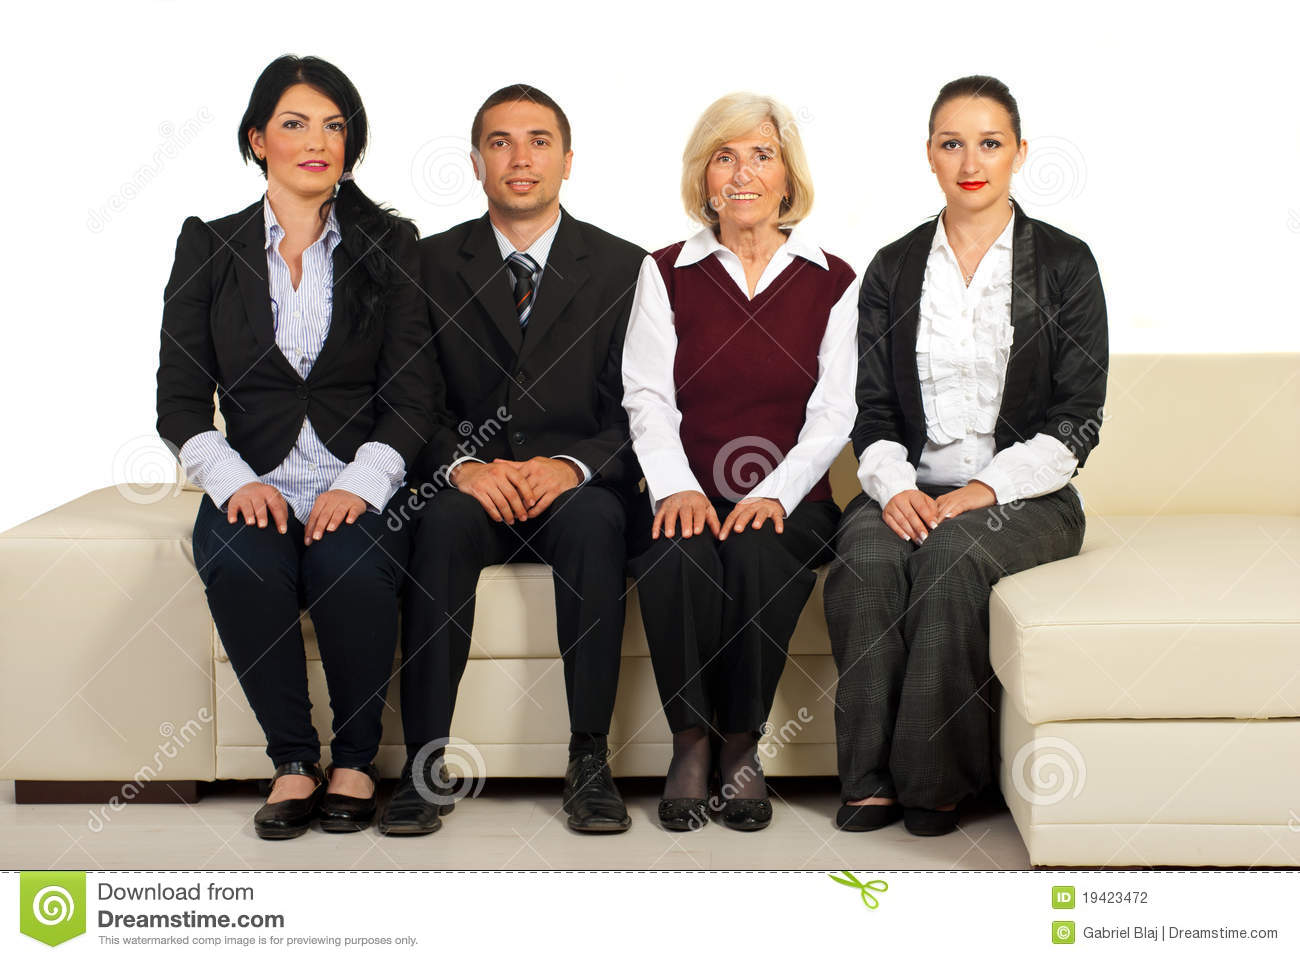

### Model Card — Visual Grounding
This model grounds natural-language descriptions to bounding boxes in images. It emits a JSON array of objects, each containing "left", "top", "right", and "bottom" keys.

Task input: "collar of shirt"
[
  {"left": 491, "top": 208, "right": 562, "bottom": 270},
  {"left": 262, "top": 192, "right": 342, "bottom": 254},
  {"left": 930, "top": 201, "right": 1014, "bottom": 265},
  {"left": 674, "top": 226, "right": 829, "bottom": 271}
]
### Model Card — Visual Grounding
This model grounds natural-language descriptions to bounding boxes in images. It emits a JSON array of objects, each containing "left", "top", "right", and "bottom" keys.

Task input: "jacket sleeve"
[
  {"left": 851, "top": 248, "right": 908, "bottom": 458},
  {"left": 365, "top": 225, "right": 444, "bottom": 470},
  {"left": 156, "top": 216, "right": 220, "bottom": 455},
  {"left": 1042, "top": 241, "right": 1108, "bottom": 468}
]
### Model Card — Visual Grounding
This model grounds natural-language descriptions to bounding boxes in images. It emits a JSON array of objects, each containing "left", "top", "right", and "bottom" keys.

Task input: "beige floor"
[{"left": 0, "top": 778, "right": 1030, "bottom": 870}]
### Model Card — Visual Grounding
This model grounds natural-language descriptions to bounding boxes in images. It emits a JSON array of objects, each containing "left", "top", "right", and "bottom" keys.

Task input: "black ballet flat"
[
  {"left": 835, "top": 802, "right": 903, "bottom": 832},
  {"left": 902, "top": 805, "right": 960, "bottom": 836},
  {"left": 720, "top": 797, "right": 772, "bottom": 831},
  {"left": 658, "top": 797, "right": 710, "bottom": 831},
  {"left": 318, "top": 762, "right": 381, "bottom": 833},
  {"left": 254, "top": 761, "right": 326, "bottom": 840}
]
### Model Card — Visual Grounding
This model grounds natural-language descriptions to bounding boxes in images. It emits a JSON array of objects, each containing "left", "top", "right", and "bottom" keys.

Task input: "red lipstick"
[{"left": 958, "top": 181, "right": 986, "bottom": 191}]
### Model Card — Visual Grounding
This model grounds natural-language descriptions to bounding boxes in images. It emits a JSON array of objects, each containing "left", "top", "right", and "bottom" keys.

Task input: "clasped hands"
[
  {"left": 451, "top": 457, "right": 583, "bottom": 523},
  {"left": 881, "top": 481, "right": 996, "bottom": 543},
  {"left": 650, "top": 490, "right": 785, "bottom": 541},
  {"left": 225, "top": 482, "right": 367, "bottom": 545}
]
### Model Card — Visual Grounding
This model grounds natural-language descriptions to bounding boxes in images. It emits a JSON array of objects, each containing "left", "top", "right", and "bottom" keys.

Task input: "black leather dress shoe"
[
  {"left": 318, "top": 763, "right": 381, "bottom": 833},
  {"left": 254, "top": 761, "right": 326, "bottom": 840},
  {"left": 658, "top": 797, "right": 709, "bottom": 831},
  {"left": 720, "top": 797, "right": 772, "bottom": 831},
  {"left": 903, "top": 805, "right": 960, "bottom": 836},
  {"left": 563, "top": 750, "right": 631, "bottom": 833},
  {"left": 377, "top": 757, "right": 453, "bottom": 837},
  {"left": 835, "top": 802, "right": 903, "bottom": 832}
]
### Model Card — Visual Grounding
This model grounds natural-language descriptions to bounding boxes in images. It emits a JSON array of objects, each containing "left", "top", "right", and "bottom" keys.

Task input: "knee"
[
  {"left": 716, "top": 523, "right": 781, "bottom": 569},
  {"left": 550, "top": 487, "right": 625, "bottom": 548},
  {"left": 195, "top": 522, "right": 295, "bottom": 593},
  {"left": 828, "top": 503, "right": 909, "bottom": 585},
  {"left": 631, "top": 529, "right": 715, "bottom": 581},
  {"left": 302, "top": 529, "right": 396, "bottom": 598},
  {"left": 906, "top": 521, "right": 986, "bottom": 586}
]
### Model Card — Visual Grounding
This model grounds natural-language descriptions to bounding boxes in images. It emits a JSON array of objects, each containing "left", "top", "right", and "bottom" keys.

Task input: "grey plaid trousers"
[{"left": 823, "top": 483, "right": 1085, "bottom": 808}]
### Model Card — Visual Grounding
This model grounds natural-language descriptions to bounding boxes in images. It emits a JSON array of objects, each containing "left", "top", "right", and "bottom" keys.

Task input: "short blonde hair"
[{"left": 681, "top": 92, "right": 814, "bottom": 229}]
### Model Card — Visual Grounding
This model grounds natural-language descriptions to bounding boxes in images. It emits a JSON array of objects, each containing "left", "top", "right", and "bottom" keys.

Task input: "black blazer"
[
  {"left": 156, "top": 199, "right": 435, "bottom": 476},
  {"left": 412, "top": 208, "right": 646, "bottom": 495},
  {"left": 855, "top": 199, "right": 1108, "bottom": 473}
]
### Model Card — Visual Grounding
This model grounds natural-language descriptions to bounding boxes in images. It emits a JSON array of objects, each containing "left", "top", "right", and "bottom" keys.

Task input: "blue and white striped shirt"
[{"left": 178, "top": 194, "right": 406, "bottom": 522}]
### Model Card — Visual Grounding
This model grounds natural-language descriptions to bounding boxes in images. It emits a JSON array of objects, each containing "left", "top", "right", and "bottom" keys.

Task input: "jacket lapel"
[
  {"left": 458, "top": 214, "right": 524, "bottom": 354},
  {"left": 519, "top": 208, "right": 588, "bottom": 360},
  {"left": 229, "top": 200, "right": 279, "bottom": 356},
  {"left": 999, "top": 199, "right": 1039, "bottom": 428},
  {"left": 308, "top": 237, "right": 357, "bottom": 379},
  {"left": 893, "top": 218, "right": 936, "bottom": 448}
]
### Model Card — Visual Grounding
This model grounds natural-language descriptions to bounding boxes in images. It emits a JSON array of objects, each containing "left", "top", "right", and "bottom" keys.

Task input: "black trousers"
[
  {"left": 191, "top": 494, "right": 408, "bottom": 769},
  {"left": 628, "top": 497, "right": 840, "bottom": 735},
  {"left": 823, "top": 483, "right": 1086, "bottom": 808},
  {"left": 399, "top": 485, "right": 629, "bottom": 752}
]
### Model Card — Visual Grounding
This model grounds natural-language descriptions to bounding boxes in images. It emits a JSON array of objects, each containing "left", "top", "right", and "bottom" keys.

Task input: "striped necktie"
[{"left": 505, "top": 252, "right": 539, "bottom": 328}]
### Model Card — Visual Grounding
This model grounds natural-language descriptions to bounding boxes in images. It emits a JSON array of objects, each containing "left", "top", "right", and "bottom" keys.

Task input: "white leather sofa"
[{"left": 2, "top": 354, "right": 1296, "bottom": 866}]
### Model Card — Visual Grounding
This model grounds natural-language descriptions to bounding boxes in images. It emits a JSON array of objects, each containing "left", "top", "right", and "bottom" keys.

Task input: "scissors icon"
[{"left": 828, "top": 871, "right": 888, "bottom": 909}]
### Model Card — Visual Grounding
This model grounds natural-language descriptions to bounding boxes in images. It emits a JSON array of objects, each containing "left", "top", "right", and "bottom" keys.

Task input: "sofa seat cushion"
[
  {"left": 991, "top": 515, "right": 1300, "bottom": 724},
  {"left": 3, "top": 484, "right": 201, "bottom": 542}
]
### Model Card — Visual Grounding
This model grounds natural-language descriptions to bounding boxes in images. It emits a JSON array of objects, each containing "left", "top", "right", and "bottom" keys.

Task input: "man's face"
[{"left": 472, "top": 100, "right": 572, "bottom": 219}]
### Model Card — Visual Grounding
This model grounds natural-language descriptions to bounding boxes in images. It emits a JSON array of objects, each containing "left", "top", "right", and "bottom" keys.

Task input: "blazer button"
[
  {"left": 511, "top": 431, "right": 526, "bottom": 446},
  {"left": 515, "top": 370, "right": 529, "bottom": 386},
  {"left": 296, "top": 385, "right": 309, "bottom": 400}
]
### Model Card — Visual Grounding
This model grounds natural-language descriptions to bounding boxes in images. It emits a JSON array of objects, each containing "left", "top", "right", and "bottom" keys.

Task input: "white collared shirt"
[
  {"left": 857, "top": 207, "right": 1080, "bottom": 507},
  {"left": 622, "top": 227, "right": 860, "bottom": 516}
]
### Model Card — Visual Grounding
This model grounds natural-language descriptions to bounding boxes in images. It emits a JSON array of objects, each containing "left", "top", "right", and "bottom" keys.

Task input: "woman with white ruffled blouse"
[{"left": 824, "top": 76, "right": 1108, "bottom": 837}]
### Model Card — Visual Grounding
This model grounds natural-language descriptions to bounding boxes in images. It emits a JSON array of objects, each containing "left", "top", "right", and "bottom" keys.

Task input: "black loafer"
[
  {"left": 903, "top": 805, "right": 959, "bottom": 836},
  {"left": 835, "top": 802, "right": 902, "bottom": 832},
  {"left": 254, "top": 761, "right": 326, "bottom": 840},
  {"left": 319, "top": 763, "right": 381, "bottom": 833},
  {"left": 658, "top": 797, "right": 709, "bottom": 831},
  {"left": 720, "top": 797, "right": 772, "bottom": 831},
  {"left": 377, "top": 757, "right": 447, "bottom": 837},
  {"left": 563, "top": 750, "right": 631, "bottom": 833}
]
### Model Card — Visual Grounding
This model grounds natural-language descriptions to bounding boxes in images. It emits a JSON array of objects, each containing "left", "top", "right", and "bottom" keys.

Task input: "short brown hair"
[{"left": 471, "top": 83, "right": 571, "bottom": 152}]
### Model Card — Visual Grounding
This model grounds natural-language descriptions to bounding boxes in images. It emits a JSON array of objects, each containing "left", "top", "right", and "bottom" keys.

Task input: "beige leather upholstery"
[{"left": 2, "top": 354, "right": 1297, "bottom": 866}]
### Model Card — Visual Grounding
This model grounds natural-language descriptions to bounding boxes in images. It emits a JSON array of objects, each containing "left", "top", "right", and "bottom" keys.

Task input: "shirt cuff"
[
  {"left": 857, "top": 439, "right": 918, "bottom": 507},
  {"left": 179, "top": 430, "right": 260, "bottom": 510},
  {"left": 554, "top": 455, "right": 592, "bottom": 484},
  {"left": 331, "top": 441, "right": 406, "bottom": 512},
  {"left": 640, "top": 452, "right": 705, "bottom": 510}
]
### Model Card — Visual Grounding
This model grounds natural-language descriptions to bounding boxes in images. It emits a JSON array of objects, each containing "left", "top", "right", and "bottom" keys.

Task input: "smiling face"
[
  {"left": 926, "top": 95, "right": 1026, "bottom": 215},
  {"left": 247, "top": 83, "right": 347, "bottom": 202},
  {"left": 471, "top": 100, "right": 572, "bottom": 221},
  {"left": 705, "top": 125, "right": 789, "bottom": 233}
]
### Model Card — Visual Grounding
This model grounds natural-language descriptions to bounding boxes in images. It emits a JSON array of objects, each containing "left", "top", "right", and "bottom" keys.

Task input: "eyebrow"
[
  {"left": 936, "top": 130, "right": 1006, "bottom": 137},
  {"left": 485, "top": 129, "right": 555, "bottom": 140},
  {"left": 275, "top": 110, "right": 345, "bottom": 121}
]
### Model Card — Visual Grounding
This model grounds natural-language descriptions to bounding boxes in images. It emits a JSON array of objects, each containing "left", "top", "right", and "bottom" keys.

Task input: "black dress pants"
[
  {"left": 191, "top": 493, "right": 408, "bottom": 769},
  {"left": 399, "top": 485, "right": 629, "bottom": 753},
  {"left": 823, "top": 483, "right": 1086, "bottom": 808},
  {"left": 628, "top": 497, "right": 840, "bottom": 735}
]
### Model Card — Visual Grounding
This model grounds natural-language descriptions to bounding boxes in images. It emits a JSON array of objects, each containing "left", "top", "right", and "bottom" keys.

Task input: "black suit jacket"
[
  {"left": 412, "top": 208, "right": 646, "bottom": 496},
  {"left": 854, "top": 199, "right": 1109, "bottom": 473},
  {"left": 156, "top": 199, "right": 435, "bottom": 475}
]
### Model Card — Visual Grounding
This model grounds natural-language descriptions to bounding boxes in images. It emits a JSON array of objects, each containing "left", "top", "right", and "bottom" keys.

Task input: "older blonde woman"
[{"left": 623, "top": 93, "right": 858, "bottom": 831}]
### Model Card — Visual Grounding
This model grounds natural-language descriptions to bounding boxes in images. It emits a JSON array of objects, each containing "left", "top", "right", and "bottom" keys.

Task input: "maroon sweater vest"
[{"left": 655, "top": 241, "right": 855, "bottom": 504}]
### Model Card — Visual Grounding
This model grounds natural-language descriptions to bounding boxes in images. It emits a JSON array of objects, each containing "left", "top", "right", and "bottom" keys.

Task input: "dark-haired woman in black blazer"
[
  {"left": 156, "top": 55, "right": 434, "bottom": 839},
  {"left": 824, "top": 76, "right": 1107, "bottom": 837}
]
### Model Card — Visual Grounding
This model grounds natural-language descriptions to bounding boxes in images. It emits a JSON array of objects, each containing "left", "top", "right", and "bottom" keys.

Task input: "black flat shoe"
[
  {"left": 254, "top": 761, "right": 326, "bottom": 840},
  {"left": 903, "top": 805, "right": 959, "bottom": 836},
  {"left": 658, "top": 797, "right": 709, "bottom": 831},
  {"left": 318, "top": 763, "right": 381, "bottom": 833},
  {"left": 720, "top": 797, "right": 772, "bottom": 831},
  {"left": 835, "top": 802, "right": 902, "bottom": 832},
  {"left": 377, "top": 757, "right": 448, "bottom": 837},
  {"left": 563, "top": 750, "right": 631, "bottom": 833}
]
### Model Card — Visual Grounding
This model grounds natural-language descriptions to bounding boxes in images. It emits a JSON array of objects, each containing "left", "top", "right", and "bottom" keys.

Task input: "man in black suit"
[{"left": 379, "top": 85, "right": 646, "bottom": 836}]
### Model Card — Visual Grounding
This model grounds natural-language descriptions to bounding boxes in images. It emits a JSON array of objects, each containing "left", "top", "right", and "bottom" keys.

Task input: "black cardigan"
[
  {"left": 854, "top": 199, "right": 1109, "bottom": 472},
  {"left": 155, "top": 199, "right": 435, "bottom": 474}
]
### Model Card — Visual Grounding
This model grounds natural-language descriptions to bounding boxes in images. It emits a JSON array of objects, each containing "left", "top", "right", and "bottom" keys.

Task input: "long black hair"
[{"left": 238, "top": 55, "right": 415, "bottom": 336}]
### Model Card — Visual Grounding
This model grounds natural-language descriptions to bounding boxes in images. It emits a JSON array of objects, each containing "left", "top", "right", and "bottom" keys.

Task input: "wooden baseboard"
[{"left": 14, "top": 780, "right": 200, "bottom": 804}]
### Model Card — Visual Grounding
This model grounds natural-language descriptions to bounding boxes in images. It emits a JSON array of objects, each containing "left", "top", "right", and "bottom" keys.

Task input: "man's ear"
[{"left": 469, "top": 147, "right": 484, "bottom": 182}]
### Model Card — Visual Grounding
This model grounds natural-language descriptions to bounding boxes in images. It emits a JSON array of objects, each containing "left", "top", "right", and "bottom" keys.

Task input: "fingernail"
[
  {"left": 279, "top": 526, "right": 287, "bottom": 534},
  {"left": 930, "top": 520, "right": 938, "bottom": 529},
  {"left": 920, "top": 533, "right": 927, "bottom": 542}
]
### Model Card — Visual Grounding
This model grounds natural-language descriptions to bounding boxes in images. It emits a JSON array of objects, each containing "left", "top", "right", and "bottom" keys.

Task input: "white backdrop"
[{"left": 1, "top": 0, "right": 1297, "bottom": 533}]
